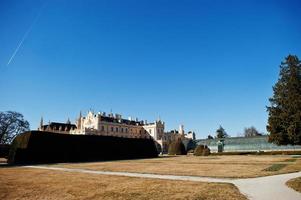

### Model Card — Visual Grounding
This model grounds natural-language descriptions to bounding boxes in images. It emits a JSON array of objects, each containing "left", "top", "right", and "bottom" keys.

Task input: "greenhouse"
[{"left": 196, "top": 136, "right": 301, "bottom": 152}]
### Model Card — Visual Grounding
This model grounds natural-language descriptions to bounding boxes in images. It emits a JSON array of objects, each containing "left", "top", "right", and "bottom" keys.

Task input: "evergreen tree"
[
  {"left": 207, "top": 135, "right": 214, "bottom": 139},
  {"left": 216, "top": 126, "right": 228, "bottom": 138},
  {"left": 267, "top": 55, "right": 301, "bottom": 145}
]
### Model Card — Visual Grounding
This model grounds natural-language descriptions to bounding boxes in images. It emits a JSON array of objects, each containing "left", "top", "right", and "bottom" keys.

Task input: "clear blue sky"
[{"left": 1, "top": 0, "right": 301, "bottom": 138}]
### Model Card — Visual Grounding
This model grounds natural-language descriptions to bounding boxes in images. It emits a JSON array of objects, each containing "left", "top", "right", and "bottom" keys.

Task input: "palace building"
[
  {"left": 70, "top": 111, "right": 164, "bottom": 140},
  {"left": 38, "top": 110, "right": 196, "bottom": 152}
]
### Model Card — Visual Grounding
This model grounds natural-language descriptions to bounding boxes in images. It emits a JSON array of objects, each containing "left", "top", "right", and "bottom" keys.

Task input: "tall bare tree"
[
  {"left": 244, "top": 126, "right": 262, "bottom": 137},
  {"left": 0, "top": 111, "right": 30, "bottom": 144}
]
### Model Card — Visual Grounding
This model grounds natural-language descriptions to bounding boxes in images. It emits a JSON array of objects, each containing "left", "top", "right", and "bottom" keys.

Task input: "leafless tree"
[
  {"left": 0, "top": 111, "right": 30, "bottom": 144},
  {"left": 244, "top": 126, "right": 262, "bottom": 137}
]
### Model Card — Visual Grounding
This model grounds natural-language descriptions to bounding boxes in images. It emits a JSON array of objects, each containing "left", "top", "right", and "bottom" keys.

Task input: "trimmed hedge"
[
  {"left": 194, "top": 145, "right": 210, "bottom": 156},
  {"left": 0, "top": 144, "right": 10, "bottom": 158},
  {"left": 8, "top": 131, "right": 158, "bottom": 164},
  {"left": 168, "top": 139, "right": 187, "bottom": 155}
]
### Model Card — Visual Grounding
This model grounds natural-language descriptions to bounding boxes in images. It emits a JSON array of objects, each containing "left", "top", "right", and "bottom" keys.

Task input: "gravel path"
[
  {"left": 25, "top": 166, "right": 301, "bottom": 200},
  {"left": 231, "top": 172, "right": 301, "bottom": 200}
]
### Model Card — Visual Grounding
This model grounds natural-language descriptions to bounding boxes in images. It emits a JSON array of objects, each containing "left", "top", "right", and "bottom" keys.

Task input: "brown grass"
[
  {"left": 286, "top": 177, "right": 301, "bottom": 193},
  {"left": 0, "top": 167, "right": 246, "bottom": 200},
  {"left": 49, "top": 155, "right": 301, "bottom": 178}
]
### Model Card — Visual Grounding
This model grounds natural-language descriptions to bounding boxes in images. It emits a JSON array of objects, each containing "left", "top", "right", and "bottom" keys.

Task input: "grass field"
[
  {"left": 0, "top": 167, "right": 246, "bottom": 200},
  {"left": 286, "top": 177, "right": 301, "bottom": 193},
  {"left": 49, "top": 155, "right": 301, "bottom": 178},
  {"left": 1, "top": 155, "right": 300, "bottom": 199}
]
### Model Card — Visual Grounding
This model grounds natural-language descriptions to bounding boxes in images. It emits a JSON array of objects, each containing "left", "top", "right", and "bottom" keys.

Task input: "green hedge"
[{"left": 8, "top": 131, "right": 158, "bottom": 164}]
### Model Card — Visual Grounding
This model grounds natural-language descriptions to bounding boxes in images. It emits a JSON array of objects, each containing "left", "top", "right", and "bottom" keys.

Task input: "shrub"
[
  {"left": 194, "top": 145, "right": 211, "bottom": 156},
  {"left": 182, "top": 139, "right": 197, "bottom": 152},
  {"left": 168, "top": 139, "right": 187, "bottom": 155}
]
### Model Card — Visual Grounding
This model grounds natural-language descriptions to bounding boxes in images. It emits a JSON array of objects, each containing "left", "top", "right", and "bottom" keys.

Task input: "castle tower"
[
  {"left": 179, "top": 124, "right": 184, "bottom": 135},
  {"left": 76, "top": 111, "right": 82, "bottom": 130},
  {"left": 39, "top": 117, "right": 43, "bottom": 130}
]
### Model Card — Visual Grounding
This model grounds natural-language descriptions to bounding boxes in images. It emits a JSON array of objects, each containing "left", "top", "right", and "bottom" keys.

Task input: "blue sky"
[{"left": 1, "top": 0, "right": 301, "bottom": 138}]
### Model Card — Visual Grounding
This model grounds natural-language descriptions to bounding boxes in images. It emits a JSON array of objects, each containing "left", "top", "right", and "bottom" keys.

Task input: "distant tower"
[
  {"left": 39, "top": 117, "right": 43, "bottom": 130},
  {"left": 179, "top": 124, "right": 184, "bottom": 135},
  {"left": 77, "top": 111, "right": 82, "bottom": 130},
  {"left": 66, "top": 118, "right": 71, "bottom": 124}
]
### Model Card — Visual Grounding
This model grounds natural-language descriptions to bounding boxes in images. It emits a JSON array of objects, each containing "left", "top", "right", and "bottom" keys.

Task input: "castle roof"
[
  {"left": 99, "top": 116, "right": 144, "bottom": 126},
  {"left": 41, "top": 122, "right": 77, "bottom": 131}
]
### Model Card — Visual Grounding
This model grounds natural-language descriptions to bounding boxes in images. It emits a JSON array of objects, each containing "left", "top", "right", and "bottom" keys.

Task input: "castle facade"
[
  {"left": 70, "top": 111, "right": 165, "bottom": 142},
  {"left": 39, "top": 110, "right": 196, "bottom": 153}
]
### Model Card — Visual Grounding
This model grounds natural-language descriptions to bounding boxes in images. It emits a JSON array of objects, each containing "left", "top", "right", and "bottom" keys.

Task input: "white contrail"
[
  {"left": 6, "top": 25, "right": 33, "bottom": 66},
  {"left": 6, "top": 3, "right": 45, "bottom": 66}
]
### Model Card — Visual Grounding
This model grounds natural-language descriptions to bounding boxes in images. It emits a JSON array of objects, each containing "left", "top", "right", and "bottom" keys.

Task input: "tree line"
[{"left": 207, "top": 125, "right": 263, "bottom": 139}]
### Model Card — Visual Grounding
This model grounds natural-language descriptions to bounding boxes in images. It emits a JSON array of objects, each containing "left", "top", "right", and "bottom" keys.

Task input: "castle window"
[
  {"left": 149, "top": 129, "right": 152, "bottom": 134},
  {"left": 111, "top": 127, "right": 113, "bottom": 132},
  {"left": 121, "top": 128, "right": 123, "bottom": 133},
  {"left": 116, "top": 127, "right": 118, "bottom": 132},
  {"left": 101, "top": 126, "right": 105, "bottom": 131},
  {"left": 125, "top": 128, "right": 128, "bottom": 133}
]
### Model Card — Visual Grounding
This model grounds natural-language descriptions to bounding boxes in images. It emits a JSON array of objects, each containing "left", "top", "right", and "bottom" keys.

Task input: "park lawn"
[
  {"left": 287, "top": 177, "right": 301, "bottom": 193},
  {"left": 49, "top": 155, "right": 301, "bottom": 178},
  {"left": 0, "top": 167, "right": 246, "bottom": 200}
]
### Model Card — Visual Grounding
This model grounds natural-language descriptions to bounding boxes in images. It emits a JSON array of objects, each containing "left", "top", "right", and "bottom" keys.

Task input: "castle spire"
[
  {"left": 77, "top": 111, "right": 82, "bottom": 130},
  {"left": 39, "top": 116, "right": 43, "bottom": 130}
]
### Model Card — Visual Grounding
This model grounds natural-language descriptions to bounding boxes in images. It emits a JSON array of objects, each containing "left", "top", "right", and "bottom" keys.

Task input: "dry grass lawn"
[
  {"left": 287, "top": 177, "right": 301, "bottom": 193},
  {"left": 0, "top": 167, "right": 246, "bottom": 200},
  {"left": 49, "top": 155, "right": 301, "bottom": 178}
]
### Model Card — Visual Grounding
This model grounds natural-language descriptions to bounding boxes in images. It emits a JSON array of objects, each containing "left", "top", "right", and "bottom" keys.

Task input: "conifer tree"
[
  {"left": 216, "top": 126, "right": 228, "bottom": 138},
  {"left": 267, "top": 55, "right": 301, "bottom": 145}
]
